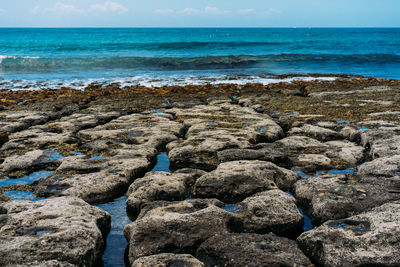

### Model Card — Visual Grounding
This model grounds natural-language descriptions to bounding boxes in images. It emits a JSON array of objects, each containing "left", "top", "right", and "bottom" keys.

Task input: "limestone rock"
[
  {"left": 288, "top": 124, "right": 342, "bottom": 141},
  {"left": 132, "top": 253, "right": 204, "bottom": 267},
  {"left": 126, "top": 171, "right": 197, "bottom": 217},
  {"left": 297, "top": 201, "right": 400, "bottom": 266},
  {"left": 0, "top": 197, "right": 110, "bottom": 266},
  {"left": 238, "top": 189, "right": 303, "bottom": 237},
  {"left": 193, "top": 160, "right": 298, "bottom": 202},
  {"left": 124, "top": 200, "right": 232, "bottom": 263},
  {"left": 197, "top": 233, "right": 313, "bottom": 267}
]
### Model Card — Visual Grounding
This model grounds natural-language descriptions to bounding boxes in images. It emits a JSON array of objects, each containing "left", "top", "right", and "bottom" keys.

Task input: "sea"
[{"left": 0, "top": 28, "right": 399, "bottom": 90}]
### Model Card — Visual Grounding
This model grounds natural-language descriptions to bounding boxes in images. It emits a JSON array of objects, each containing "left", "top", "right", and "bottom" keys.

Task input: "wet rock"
[
  {"left": 357, "top": 155, "right": 400, "bottom": 177},
  {"left": 324, "top": 140, "right": 365, "bottom": 166},
  {"left": 12, "top": 261, "right": 76, "bottom": 267},
  {"left": 294, "top": 172, "right": 400, "bottom": 225},
  {"left": 359, "top": 126, "right": 400, "bottom": 158},
  {"left": 126, "top": 171, "right": 197, "bottom": 217},
  {"left": 297, "top": 201, "right": 400, "bottom": 266},
  {"left": 0, "top": 197, "right": 110, "bottom": 266},
  {"left": 288, "top": 124, "right": 343, "bottom": 141},
  {"left": 217, "top": 143, "right": 289, "bottom": 167},
  {"left": 237, "top": 189, "right": 303, "bottom": 237},
  {"left": 0, "top": 150, "right": 46, "bottom": 175},
  {"left": 132, "top": 253, "right": 204, "bottom": 267},
  {"left": 0, "top": 131, "right": 9, "bottom": 147},
  {"left": 370, "top": 135, "right": 400, "bottom": 159},
  {"left": 167, "top": 103, "right": 283, "bottom": 171},
  {"left": 294, "top": 154, "right": 332, "bottom": 171},
  {"left": 193, "top": 160, "right": 298, "bottom": 202},
  {"left": 197, "top": 233, "right": 313, "bottom": 267},
  {"left": 34, "top": 156, "right": 151, "bottom": 204},
  {"left": 276, "top": 136, "right": 364, "bottom": 171},
  {"left": 124, "top": 200, "right": 232, "bottom": 263},
  {"left": 0, "top": 111, "right": 50, "bottom": 133}
]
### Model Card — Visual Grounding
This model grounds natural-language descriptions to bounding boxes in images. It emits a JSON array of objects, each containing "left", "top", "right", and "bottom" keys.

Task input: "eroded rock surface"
[
  {"left": 193, "top": 160, "right": 298, "bottom": 202},
  {"left": 167, "top": 103, "right": 283, "bottom": 171},
  {"left": 197, "top": 233, "right": 313, "bottom": 267},
  {"left": 298, "top": 201, "right": 400, "bottom": 267},
  {"left": 124, "top": 200, "right": 232, "bottom": 263},
  {"left": 0, "top": 197, "right": 110, "bottom": 267},
  {"left": 132, "top": 253, "right": 204, "bottom": 267}
]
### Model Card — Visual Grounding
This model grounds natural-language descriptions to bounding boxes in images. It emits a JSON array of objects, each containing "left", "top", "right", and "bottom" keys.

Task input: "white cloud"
[
  {"left": 0, "top": 8, "right": 7, "bottom": 15},
  {"left": 45, "top": 2, "right": 84, "bottom": 14},
  {"left": 153, "top": 9, "right": 174, "bottom": 15},
  {"left": 262, "top": 8, "right": 281, "bottom": 16},
  {"left": 30, "top": 6, "right": 41, "bottom": 15},
  {"left": 90, "top": 1, "right": 128, "bottom": 14},
  {"left": 238, "top": 9, "right": 255, "bottom": 15},
  {"left": 178, "top": 7, "right": 229, "bottom": 15},
  {"left": 204, "top": 6, "right": 229, "bottom": 15},
  {"left": 180, "top": 8, "right": 201, "bottom": 14}
]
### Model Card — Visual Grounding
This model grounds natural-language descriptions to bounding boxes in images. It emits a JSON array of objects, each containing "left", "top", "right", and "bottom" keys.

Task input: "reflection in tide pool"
[
  {"left": 0, "top": 171, "right": 54, "bottom": 187},
  {"left": 3, "top": 190, "right": 45, "bottom": 201},
  {"left": 97, "top": 196, "right": 131, "bottom": 267},
  {"left": 298, "top": 208, "right": 314, "bottom": 232},
  {"left": 152, "top": 153, "right": 171, "bottom": 172}
]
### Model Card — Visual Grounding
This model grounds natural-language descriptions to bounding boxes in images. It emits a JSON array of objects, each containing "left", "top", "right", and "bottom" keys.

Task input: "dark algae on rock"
[{"left": 0, "top": 77, "right": 400, "bottom": 266}]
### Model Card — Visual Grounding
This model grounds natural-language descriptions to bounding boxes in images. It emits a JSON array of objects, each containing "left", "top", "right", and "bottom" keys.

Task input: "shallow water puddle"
[
  {"left": 97, "top": 152, "right": 171, "bottom": 266},
  {"left": 3, "top": 190, "right": 45, "bottom": 201},
  {"left": 151, "top": 153, "right": 171, "bottom": 172},
  {"left": 328, "top": 168, "right": 355, "bottom": 175},
  {"left": 41, "top": 149, "right": 66, "bottom": 163},
  {"left": 90, "top": 155, "right": 105, "bottom": 160},
  {"left": 286, "top": 191, "right": 314, "bottom": 232},
  {"left": 97, "top": 196, "right": 131, "bottom": 267},
  {"left": 0, "top": 170, "right": 54, "bottom": 187},
  {"left": 298, "top": 208, "right": 314, "bottom": 232},
  {"left": 336, "top": 120, "right": 350, "bottom": 124},
  {"left": 221, "top": 204, "right": 242, "bottom": 213}
]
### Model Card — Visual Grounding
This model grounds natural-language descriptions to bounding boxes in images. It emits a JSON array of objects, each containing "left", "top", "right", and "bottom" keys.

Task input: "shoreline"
[{"left": 0, "top": 76, "right": 400, "bottom": 266}]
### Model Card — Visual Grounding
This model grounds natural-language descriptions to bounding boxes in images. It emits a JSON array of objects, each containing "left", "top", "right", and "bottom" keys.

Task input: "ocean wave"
[
  {"left": 0, "top": 54, "right": 399, "bottom": 73},
  {"left": 0, "top": 75, "right": 337, "bottom": 91}
]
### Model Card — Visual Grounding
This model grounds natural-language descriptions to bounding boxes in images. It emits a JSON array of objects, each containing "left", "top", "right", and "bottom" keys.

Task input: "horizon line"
[{"left": 0, "top": 26, "right": 400, "bottom": 29}]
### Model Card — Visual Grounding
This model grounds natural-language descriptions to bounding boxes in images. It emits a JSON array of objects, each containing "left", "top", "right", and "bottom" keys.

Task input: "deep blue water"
[{"left": 0, "top": 28, "right": 399, "bottom": 89}]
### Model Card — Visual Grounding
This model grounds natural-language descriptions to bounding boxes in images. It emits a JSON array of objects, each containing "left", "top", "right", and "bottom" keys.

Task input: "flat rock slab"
[
  {"left": 237, "top": 189, "right": 303, "bottom": 237},
  {"left": 126, "top": 171, "right": 199, "bottom": 217},
  {"left": 0, "top": 197, "right": 111, "bottom": 267},
  {"left": 193, "top": 160, "right": 298, "bottom": 202},
  {"left": 294, "top": 172, "right": 400, "bottom": 225},
  {"left": 31, "top": 111, "right": 184, "bottom": 204},
  {"left": 297, "top": 201, "right": 400, "bottom": 267},
  {"left": 124, "top": 199, "right": 232, "bottom": 264},
  {"left": 132, "top": 253, "right": 204, "bottom": 267},
  {"left": 167, "top": 103, "right": 283, "bottom": 171},
  {"left": 197, "top": 233, "right": 313, "bottom": 267},
  {"left": 276, "top": 136, "right": 365, "bottom": 171},
  {"left": 357, "top": 155, "right": 400, "bottom": 177},
  {"left": 288, "top": 123, "right": 343, "bottom": 141}
]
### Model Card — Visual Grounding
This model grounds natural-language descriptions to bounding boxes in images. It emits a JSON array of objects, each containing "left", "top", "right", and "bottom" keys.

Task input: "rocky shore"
[{"left": 0, "top": 76, "right": 399, "bottom": 266}]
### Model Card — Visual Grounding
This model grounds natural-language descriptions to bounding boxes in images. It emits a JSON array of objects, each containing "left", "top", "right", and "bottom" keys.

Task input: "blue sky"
[{"left": 0, "top": 0, "right": 399, "bottom": 27}]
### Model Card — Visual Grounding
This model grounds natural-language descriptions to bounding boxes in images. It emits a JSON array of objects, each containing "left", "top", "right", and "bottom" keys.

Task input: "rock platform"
[{"left": 0, "top": 77, "right": 400, "bottom": 266}]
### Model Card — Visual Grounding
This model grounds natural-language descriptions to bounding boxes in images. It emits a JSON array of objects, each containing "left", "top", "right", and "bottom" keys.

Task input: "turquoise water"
[
  {"left": 3, "top": 190, "right": 45, "bottom": 201},
  {"left": 151, "top": 153, "right": 171, "bottom": 172},
  {"left": 96, "top": 196, "right": 130, "bottom": 267},
  {"left": 0, "top": 171, "right": 54, "bottom": 187},
  {"left": 0, "top": 28, "right": 399, "bottom": 90}
]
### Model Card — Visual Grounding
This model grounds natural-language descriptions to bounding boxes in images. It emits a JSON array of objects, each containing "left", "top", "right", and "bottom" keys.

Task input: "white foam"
[
  {"left": 0, "top": 75, "right": 337, "bottom": 91},
  {"left": 0, "top": 55, "right": 40, "bottom": 64}
]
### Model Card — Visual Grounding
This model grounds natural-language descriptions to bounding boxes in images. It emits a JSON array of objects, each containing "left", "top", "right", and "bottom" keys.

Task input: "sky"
[{"left": 0, "top": 0, "right": 399, "bottom": 27}]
